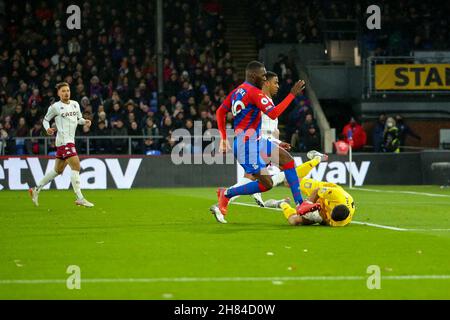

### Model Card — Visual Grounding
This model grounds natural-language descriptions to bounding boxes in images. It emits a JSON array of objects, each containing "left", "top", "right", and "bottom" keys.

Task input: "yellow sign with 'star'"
[{"left": 375, "top": 64, "right": 450, "bottom": 90}]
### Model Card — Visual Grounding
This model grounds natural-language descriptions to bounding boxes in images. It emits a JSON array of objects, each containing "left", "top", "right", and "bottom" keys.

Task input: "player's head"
[
  {"left": 56, "top": 82, "right": 70, "bottom": 101},
  {"left": 262, "top": 71, "right": 279, "bottom": 97},
  {"left": 245, "top": 60, "right": 267, "bottom": 89},
  {"left": 331, "top": 205, "right": 350, "bottom": 222}
]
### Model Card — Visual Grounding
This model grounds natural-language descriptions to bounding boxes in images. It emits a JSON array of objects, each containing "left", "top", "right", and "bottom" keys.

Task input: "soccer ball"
[{"left": 303, "top": 210, "right": 323, "bottom": 223}]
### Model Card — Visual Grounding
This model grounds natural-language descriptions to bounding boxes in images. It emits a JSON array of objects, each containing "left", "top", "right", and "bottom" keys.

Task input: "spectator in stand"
[
  {"left": 111, "top": 119, "right": 128, "bottom": 154},
  {"left": 291, "top": 113, "right": 319, "bottom": 152},
  {"left": 143, "top": 138, "right": 160, "bottom": 155},
  {"left": 1, "top": 121, "right": 12, "bottom": 154},
  {"left": 143, "top": 117, "right": 160, "bottom": 150},
  {"left": 14, "top": 117, "right": 29, "bottom": 155},
  {"left": 25, "top": 104, "right": 42, "bottom": 128},
  {"left": 128, "top": 121, "right": 142, "bottom": 154},
  {"left": 395, "top": 115, "right": 421, "bottom": 147},
  {"left": 373, "top": 113, "right": 386, "bottom": 152},
  {"left": 29, "top": 121, "right": 44, "bottom": 155},
  {"left": 160, "top": 116, "right": 174, "bottom": 140},
  {"left": 273, "top": 54, "right": 298, "bottom": 81},
  {"left": 1, "top": 98, "right": 17, "bottom": 119},
  {"left": 382, "top": 117, "right": 400, "bottom": 153},
  {"left": 27, "top": 88, "right": 42, "bottom": 109},
  {"left": 286, "top": 100, "right": 310, "bottom": 143},
  {"left": 301, "top": 124, "right": 322, "bottom": 152},
  {"left": 342, "top": 117, "right": 367, "bottom": 151},
  {"left": 95, "top": 121, "right": 111, "bottom": 154},
  {"left": 11, "top": 105, "right": 25, "bottom": 129}
]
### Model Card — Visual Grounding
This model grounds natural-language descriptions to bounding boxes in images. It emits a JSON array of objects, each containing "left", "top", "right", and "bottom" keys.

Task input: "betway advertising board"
[{"left": 0, "top": 153, "right": 424, "bottom": 190}]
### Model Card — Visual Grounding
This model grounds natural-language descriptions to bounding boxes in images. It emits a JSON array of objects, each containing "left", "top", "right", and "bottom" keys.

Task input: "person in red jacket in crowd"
[{"left": 342, "top": 117, "right": 367, "bottom": 151}]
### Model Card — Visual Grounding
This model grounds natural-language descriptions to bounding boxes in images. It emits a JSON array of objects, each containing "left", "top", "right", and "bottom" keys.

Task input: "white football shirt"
[
  {"left": 261, "top": 97, "right": 278, "bottom": 139},
  {"left": 43, "top": 100, "right": 86, "bottom": 147}
]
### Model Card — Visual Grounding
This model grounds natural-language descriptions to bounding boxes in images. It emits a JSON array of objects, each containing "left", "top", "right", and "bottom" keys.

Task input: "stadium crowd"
[
  {"left": 0, "top": 0, "right": 316, "bottom": 155},
  {"left": 248, "top": 0, "right": 450, "bottom": 55},
  {"left": 2, "top": 0, "right": 434, "bottom": 156},
  {"left": 0, "top": 0, "right": 242, "bottom": 155}
]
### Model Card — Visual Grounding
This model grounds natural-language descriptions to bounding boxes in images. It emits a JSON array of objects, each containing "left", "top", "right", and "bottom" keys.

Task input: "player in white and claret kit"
[
  {"left": 28, "top": 82, "right": 94, "bottom": 207},
  {"left": 229, "top": 71, "right": 289, "bottom": 208}
]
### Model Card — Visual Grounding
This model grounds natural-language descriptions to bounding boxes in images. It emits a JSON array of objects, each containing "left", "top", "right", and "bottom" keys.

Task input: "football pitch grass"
[{"left": 0, "top": 185, "right": 449, "bottom": 299}]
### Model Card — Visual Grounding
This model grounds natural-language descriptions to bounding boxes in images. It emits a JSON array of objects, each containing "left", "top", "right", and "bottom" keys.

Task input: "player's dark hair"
[
  {"left": 265, "top": 71, "right": 278, "bottom": 81},
  {"left": 245, "top": 60, "right": 265, "bottom": 73},
  {"left": 56, "top": 82, "right": 69, "bottom": 91},
  {"left": 331, "top": 205, "right": 350, "bottom": 221}
]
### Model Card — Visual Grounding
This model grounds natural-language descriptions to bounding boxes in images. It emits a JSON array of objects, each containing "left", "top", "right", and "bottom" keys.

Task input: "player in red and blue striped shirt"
[{"left": 213, "top": 61, "right": 320, "bottom": 223}]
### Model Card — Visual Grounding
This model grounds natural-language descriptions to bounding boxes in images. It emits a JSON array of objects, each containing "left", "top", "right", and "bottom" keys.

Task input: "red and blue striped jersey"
[
  {"left": 216, "top": 81, "right": 295, "bottom": 140},
  {"left": 221, "top": 82, "right": 276, "bottom": 138}
]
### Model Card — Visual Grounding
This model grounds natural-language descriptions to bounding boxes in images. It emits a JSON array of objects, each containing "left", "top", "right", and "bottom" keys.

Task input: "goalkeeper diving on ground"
[
  {"left": 210, "top": 150, "right": 356, "bottom": 226},
  {"left": 279, "top": 151, "right": 356, "bottom": 227}
]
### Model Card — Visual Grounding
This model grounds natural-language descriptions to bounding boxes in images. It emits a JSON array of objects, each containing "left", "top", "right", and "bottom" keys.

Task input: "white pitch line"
[
  {"left": 232, "top": 202, "right": 450, "bottom": 232},
  {"left": 233, "top": 201, "right": 281, "bottom": 211},
  {"left": 1, "top": 275, "right": 450, "bottom": 285},
  {"left": 350, "top": 221, "right": 408, "bottom": 231},
  {"left": 353, "top": 187, "right": 450, "bottom": 198}
]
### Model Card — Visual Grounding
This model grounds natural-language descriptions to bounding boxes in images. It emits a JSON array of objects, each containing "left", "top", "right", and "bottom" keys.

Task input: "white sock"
[
  {"left": 271, "top": 172, "right": 286, "bottom": 186},
  {"left": 36, "top": 169, "right": 59, "bottom": 192},
  {"left": 71, "top": 170, "right": 84, "bottom": 200}
]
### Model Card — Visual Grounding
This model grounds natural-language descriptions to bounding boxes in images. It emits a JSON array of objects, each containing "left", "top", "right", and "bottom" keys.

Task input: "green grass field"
[{"left": 1, "top": 185, "right": 449, "bottom": 299}]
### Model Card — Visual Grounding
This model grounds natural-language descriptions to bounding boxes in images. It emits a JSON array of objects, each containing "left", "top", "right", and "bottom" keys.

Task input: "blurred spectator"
[
  {"left": 0, "top": 123, "right": 8, "bottom": 154},
  {"left": 29, "top": 121, "right": 44, "bottom": 155},
  {"left": 95, "top": 121, "right": 111, "bottom": 154},
  {"left": 373, "top": 113, "right": 386, "bottom": 152},
  {"left": 301, "top": 124, "right": 321, "bottom": 152},
  {"left": 14, "top": 117, "right": 29, "bottom": 155},
  {"left": 286, "top": 100, "right": 310, "bottom": 143},
  {"left": 291, "top": 113, "right": 319, "bottom": 152},
  {"left": 111, "top": 119, "right": 128, "bottom": 154},
  {"left": 382, "top": 117, "right": 400, "bottom": 153},
  {"left": 342, "top": 117, "right": 367, "bottom": 151},
  {"left": 11, "top": 105, "right": 25, "bottom": 128},
  {"left": 128, "top": 121, "right": 142, "bottom": 154},
  {"left": 273, "top": 54, "right": 298, "bottom": 81},
  {"left": 0, "top": 121, "right": 12, "bottom": 154},
  {"left": 395, "top": 115, "right": 421, "bottom": 147},
  {"left": 25, "top": 105, "right": 42, "bottom": 128},
  {"left": 0, "top": 0, "right": 236, "bottom": 155},
  {"left": 161, "top": 133, "right": 178, "bottom": 154},
  {"left": 143, "top": 138, "right": 160, "bottom": 155},
  {"left": 143, "top": 118, "right": 160, "bottom": 149},
  {"left": 160, "top": 116, "right": 174, "bottom": 139},
  {"left": 1, "top": 98, "right": 17, "bottom": 119},
  {"left": 77, "top": 124, "right": 93, "bottom": 154}
]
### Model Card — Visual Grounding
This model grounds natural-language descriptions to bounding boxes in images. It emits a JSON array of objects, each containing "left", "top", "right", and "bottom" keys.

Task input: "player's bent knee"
[{"left": 260, "top": 178, "right": 273, "bottom": 190}]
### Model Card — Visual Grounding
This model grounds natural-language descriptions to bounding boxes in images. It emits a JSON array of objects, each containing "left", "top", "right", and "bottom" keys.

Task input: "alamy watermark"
[
  {"left": 366, "top": 265, "right": 381, "bottom": 289},
  {"left": 66, "top": 265, "right": 81, "bottom": 290},
  {"left": 366, "top": 5, "right": 381, "bottom": 30},
  {"left": 169, "top": 121, "right": 280, "bottom": 171},
  {"left": 66, "top": 5, "right": 81, "bottom": 30}
]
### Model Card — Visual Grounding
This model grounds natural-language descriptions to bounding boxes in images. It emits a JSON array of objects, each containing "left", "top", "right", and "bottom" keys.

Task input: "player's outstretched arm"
[{"left": 260, "top": 80, "right": 306, "bottom": 120}]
